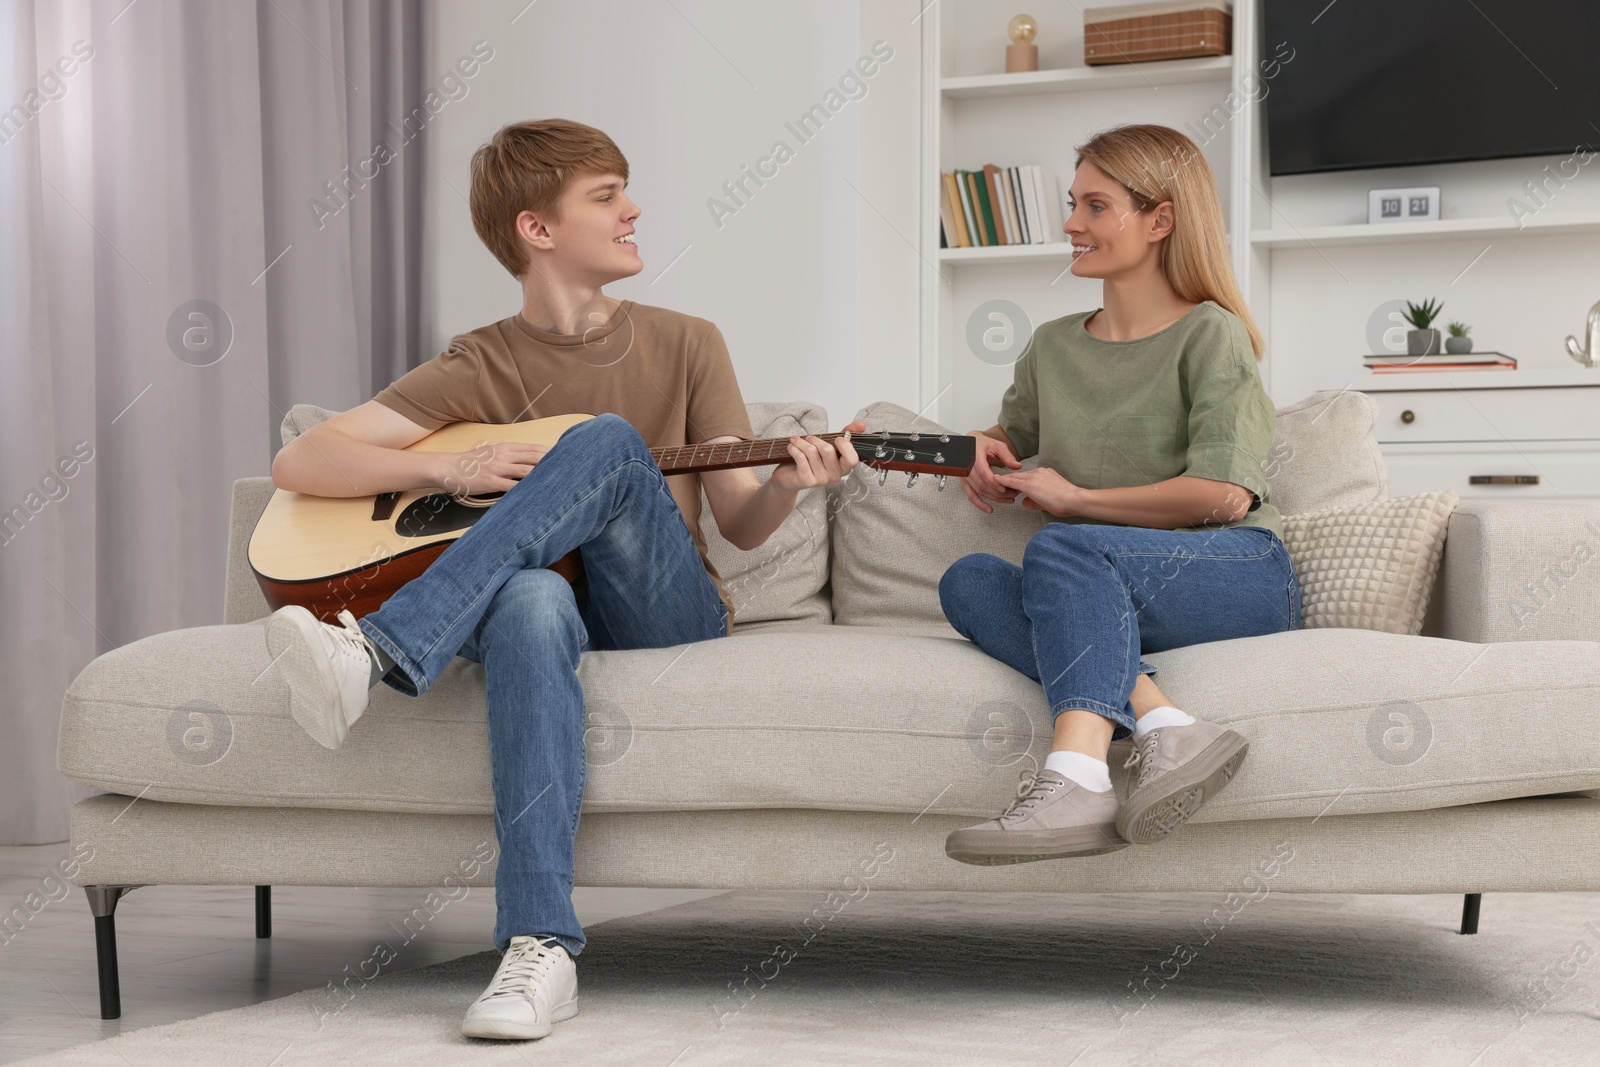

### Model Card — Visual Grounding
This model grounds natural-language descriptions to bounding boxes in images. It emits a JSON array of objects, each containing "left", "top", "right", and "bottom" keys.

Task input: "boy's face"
[{"left": 523, "top": 170, "right": 642, "bottom": 285}]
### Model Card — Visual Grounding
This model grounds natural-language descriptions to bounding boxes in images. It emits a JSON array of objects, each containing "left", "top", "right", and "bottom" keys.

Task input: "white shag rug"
[{"left": 17, "top": 888, "right": 1600, "bottom": 1066}]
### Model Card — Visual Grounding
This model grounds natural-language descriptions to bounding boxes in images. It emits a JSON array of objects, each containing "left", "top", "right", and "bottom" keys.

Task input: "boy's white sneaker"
[
  {"left": 461, "top": 936, "right": 578, "bottom": 1041},
  {"left": 263, "top": 606, "right": 377, "bottom": 749}
]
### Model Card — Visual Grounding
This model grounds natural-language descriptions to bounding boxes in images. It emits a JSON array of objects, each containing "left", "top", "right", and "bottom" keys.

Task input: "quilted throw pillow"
[{"left": 1282, "top": 490, "right": 1460, "bottom": 635}]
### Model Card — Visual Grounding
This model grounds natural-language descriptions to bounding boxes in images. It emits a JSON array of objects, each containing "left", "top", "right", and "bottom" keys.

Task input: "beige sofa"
[{"left": 57, "top": 391, "right": 1600, "bottom": 1019}]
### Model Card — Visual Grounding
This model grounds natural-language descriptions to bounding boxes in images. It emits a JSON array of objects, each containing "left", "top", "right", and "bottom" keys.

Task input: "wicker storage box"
[{"left": 1084, "top": 0, "right": 1231, "bottom": 65}]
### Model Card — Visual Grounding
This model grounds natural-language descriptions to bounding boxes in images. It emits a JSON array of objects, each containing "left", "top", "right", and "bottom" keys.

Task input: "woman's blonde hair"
[{"left": 1074, "top": 124, "right": 1263, "bottom": 360}]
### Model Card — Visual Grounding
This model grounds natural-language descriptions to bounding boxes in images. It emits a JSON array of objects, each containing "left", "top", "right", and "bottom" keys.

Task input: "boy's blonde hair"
[
  {"left": 469, "top": 119, "right": 630, "bottom": 279},
  {"left": 1074, "top": 124, "right": 1264, "bottom": 360}
]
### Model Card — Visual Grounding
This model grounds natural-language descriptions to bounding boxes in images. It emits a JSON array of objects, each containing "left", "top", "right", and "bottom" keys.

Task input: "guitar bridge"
[{"left": 371, "top": 492, "right": 402, "bottom": 521}]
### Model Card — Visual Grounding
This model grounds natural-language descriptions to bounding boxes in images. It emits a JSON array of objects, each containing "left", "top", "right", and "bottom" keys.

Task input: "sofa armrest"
[
  {"left": 1425, "top": 500, "right": 1600, "bottom": 643},
  {"left": 225, "top": 477, "right": 278, "bottom": 625}
]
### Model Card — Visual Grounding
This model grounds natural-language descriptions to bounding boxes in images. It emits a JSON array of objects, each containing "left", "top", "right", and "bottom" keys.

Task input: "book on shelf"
[
  {"left": 957, "top": 170, "right": 982, "bottom": 245},
  {"left": 1363, "top": 351, "right": 1512, "bottom": 365},
  {"left": 939, "top": 173, "right": 965, "bottom": 247},
  {"left": 941, "top": 165, "right": 1065, "bottom": 248},
  {"left": 1364, "top": 351, "right": 1517, "bottom": 372},
  {"left": 968, "top": 171, "right": 997, "bottom": 245},
  {"left": 979, "top": 164, "right": 1004, "bottom": 246}
]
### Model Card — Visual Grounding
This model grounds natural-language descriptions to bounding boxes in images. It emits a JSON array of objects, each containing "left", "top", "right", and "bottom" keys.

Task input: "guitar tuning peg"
[
  {"left": 878, "top": 467, "right": 889, "bottom": 486},
  {"left": 936, "top": 474, "right": 947, "bottom": 491},
  {"left": 906, "top": 472, "right": 919, "bottom": 488}
]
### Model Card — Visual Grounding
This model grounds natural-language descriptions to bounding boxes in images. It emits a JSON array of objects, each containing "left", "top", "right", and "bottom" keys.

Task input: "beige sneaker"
[
  {"left": 946, "top": 769, "right": 1127, "bottom": 865},
  {"left": 1116, "top": 721, "right": 1249, "bottom": 845}
]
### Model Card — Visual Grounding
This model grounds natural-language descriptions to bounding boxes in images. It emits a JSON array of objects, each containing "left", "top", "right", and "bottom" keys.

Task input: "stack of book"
[
  {"left": 940, "top": 165, "right": 1065, "bottom": 248},
  {"left": 1364, "top": 351, "right": 1517, "bottom": 373}
]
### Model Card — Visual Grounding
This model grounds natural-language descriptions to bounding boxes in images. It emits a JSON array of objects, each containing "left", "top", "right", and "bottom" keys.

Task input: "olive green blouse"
[{"left": 997, "top": 300, "right": 1284, "bottom": 541}]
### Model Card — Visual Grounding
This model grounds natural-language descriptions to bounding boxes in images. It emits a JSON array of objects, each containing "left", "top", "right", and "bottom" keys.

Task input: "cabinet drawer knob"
[
  {"left": 1400, "top": 409, "right": 1415, "bottom": 424},
  {"left": 1468, "top": 475, "right": 1541, "bottom": 485}
]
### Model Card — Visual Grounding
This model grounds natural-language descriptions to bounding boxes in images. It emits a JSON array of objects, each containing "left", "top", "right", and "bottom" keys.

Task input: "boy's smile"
[{"left": 553, "top": 171, "right": 642, "bottom": 282}]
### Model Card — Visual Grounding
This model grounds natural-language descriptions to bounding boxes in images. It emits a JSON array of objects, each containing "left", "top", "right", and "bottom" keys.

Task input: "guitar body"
[
  {"left": 249, "top": 413, "right": 975, "bottom": 623},
  {"left": 249, "top": 413, "right": 593, "bottom": 622}
]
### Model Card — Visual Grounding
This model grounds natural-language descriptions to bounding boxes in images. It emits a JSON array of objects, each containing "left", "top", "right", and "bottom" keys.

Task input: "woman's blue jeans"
[
  {"left": 354, "top": 414, "right": 728, "bottom": 956},
  {"left": 939, "top": 522, "right": 1301, "bottom": 742}
]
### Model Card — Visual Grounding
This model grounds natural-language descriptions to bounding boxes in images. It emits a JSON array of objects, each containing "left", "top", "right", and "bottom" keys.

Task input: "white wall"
[{"left": 421, "top": 0, "right": 925, "bottom": 429}]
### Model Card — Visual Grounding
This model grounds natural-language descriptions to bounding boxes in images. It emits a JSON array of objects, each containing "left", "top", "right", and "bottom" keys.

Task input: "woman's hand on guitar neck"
[
  {"left": 963, "top": 430, "right": 1022, "bottom": 514},
  {"left": 439, "top": 441, "right": 551, "bottom": 496}
]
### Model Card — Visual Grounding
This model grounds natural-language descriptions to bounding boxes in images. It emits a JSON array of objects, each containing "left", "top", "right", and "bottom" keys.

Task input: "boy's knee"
[
  {"left": 569, "top": 413, "right": 647, "bottom": 455},
  {"left": 485, "top": 569, "right": 584, "bottom": 645}
]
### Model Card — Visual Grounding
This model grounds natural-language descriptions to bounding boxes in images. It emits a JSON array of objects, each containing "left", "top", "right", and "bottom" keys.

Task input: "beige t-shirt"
[{"left": 372, "top": 299, "right": 755, "bottom": 624}]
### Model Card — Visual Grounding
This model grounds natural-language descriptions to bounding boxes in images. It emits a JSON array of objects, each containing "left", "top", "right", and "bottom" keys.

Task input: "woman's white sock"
[
  {"left": 1043, "top": 750, "right": 1113, "bottom": 792},
  {"left": 1134, "top": 705, "right": 1196, "bottom": 736}
]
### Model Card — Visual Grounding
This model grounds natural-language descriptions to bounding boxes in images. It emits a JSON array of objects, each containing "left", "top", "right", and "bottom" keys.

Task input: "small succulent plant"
[
  {"left": 1403, "top": 298, "right": 1443, "bottom": 329},
  {"left": 1447, "top": 321, "right": 1471, "bottom": 337}
]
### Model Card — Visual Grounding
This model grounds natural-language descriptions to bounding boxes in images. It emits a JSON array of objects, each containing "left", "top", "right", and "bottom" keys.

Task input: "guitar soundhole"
[{"left": 394, "top": 493, "right": 504, "bottom": 538}]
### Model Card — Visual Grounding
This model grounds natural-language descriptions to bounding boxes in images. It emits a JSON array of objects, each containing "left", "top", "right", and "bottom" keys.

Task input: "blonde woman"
[{"left": 942, "top": 124, "right": 1300, "bottom": 865}]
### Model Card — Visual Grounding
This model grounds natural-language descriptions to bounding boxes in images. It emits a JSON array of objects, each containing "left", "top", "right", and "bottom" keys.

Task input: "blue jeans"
[
  {"left": 355, "top": 414, "right": 728, "bottom": 955},
  {"left": 939, "top": 523, "right": 1301, "bottom": 742}
]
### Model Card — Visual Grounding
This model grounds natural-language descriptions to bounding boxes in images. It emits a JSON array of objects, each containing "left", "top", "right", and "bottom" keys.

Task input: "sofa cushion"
[
  {"left": 56, "top": 619, "right": 1600, "bottom": 825},
  {"left": 1268, "top": 390, "right": 1392, "bottom": 515},
  {"left": 830, "top": 401, "right": 1049, "bottom": 629},
  {"left": 697, "top": 401, "right": 832, "bottom": 626},
  {"left": 281, "top": 403, "right": 336, "bottom": 445},
  {"left": 1285, "top": 489, "right": 1460, "bottom": 635}
]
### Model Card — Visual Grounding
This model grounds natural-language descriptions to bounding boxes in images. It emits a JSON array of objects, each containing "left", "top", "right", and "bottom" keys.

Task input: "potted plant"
[
  {"left": 1446, "top": 321, "right": 1473, "bottom": 354},
  {"left": 1403, "top": 298, "right": 1443, "bottom": 356}
]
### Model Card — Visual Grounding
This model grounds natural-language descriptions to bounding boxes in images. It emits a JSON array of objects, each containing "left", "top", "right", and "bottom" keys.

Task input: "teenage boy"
[{"left": 264, "top": 118, "right": 862, "bottom": 1041}]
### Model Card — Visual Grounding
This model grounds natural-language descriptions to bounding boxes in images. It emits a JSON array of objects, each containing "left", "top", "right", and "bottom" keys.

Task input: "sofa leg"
[
  {"left": 255, "top": 886, "right": 271, "bottom": 939},
  {"left": 1460, "top": 893, "right": 1481, "bottom": 935},
  {"left": 84, "top": 885, "right": 140, "bottom": 1020}
]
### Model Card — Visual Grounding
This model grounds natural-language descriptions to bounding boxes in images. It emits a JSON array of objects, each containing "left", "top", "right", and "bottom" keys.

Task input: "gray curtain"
[{"left": 1, "top": 0, "right": 427, "bottom": 844}]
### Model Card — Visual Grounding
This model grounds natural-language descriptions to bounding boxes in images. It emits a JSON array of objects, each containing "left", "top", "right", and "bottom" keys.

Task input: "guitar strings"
[{"left": 651, "top": 433, "right": 959, "bottom": 471}]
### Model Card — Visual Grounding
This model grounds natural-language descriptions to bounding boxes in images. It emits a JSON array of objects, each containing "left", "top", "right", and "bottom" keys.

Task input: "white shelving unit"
[
  {"left": 937, "top": 243, "right": 1077, "bottom": 266},
  {"left": 918, "top": 0, "right": 1600, "bottom": 505},
  {"left": 1251, "top": 212, "right": 1600, "bottom": 249},
  {"left": 940, "top": 55, "right": 1233, "bottom": 98}
]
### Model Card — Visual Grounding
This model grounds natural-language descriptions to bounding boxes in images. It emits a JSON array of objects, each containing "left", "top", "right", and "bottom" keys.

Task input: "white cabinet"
[{"left": 1356, "top": 371, "right": 1600, "bottom": 506}]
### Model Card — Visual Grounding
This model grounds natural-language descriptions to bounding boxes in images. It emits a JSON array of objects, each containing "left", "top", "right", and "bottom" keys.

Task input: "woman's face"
[{"left": 1062, "top": 161, "right": 1171, "bottom": 280}]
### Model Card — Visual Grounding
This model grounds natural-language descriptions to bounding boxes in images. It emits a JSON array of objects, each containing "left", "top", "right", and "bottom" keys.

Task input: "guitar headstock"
[{"left": 856, "top": 430, "right": 975, "bottom": 489}]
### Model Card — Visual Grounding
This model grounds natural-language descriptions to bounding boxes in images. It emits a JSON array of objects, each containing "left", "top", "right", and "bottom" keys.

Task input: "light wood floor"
[{"left": 0, "top": 842, "right": 729, "bottom": 1063}]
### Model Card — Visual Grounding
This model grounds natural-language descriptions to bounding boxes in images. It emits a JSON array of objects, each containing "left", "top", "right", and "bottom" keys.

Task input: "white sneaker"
[
  {"left": 263, "top": 606, "right": 377, "bottom": 750},
  {"left": 461, "top": 935, "right": 578, "bottom": 1041}
]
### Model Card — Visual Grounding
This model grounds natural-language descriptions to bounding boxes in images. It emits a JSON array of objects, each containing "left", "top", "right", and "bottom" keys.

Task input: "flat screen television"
[{"left": 1264, "top": 0, "right": 1600, "bottom": 176}]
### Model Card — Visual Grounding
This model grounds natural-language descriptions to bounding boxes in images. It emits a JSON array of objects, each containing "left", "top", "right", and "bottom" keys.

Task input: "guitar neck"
[{"left": 650, "top": 432, "right": 853, "bottom": 475}]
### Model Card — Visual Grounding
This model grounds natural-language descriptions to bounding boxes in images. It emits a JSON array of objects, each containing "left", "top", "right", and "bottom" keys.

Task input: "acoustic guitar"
[{"left": 249, "top": 413, "right": 975, "bottom": 622}]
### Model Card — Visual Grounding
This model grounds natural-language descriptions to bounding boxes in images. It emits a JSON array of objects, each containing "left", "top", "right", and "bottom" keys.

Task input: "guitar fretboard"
[{"left": 650, "top": 432, "right": 852, "bottom": 474}]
